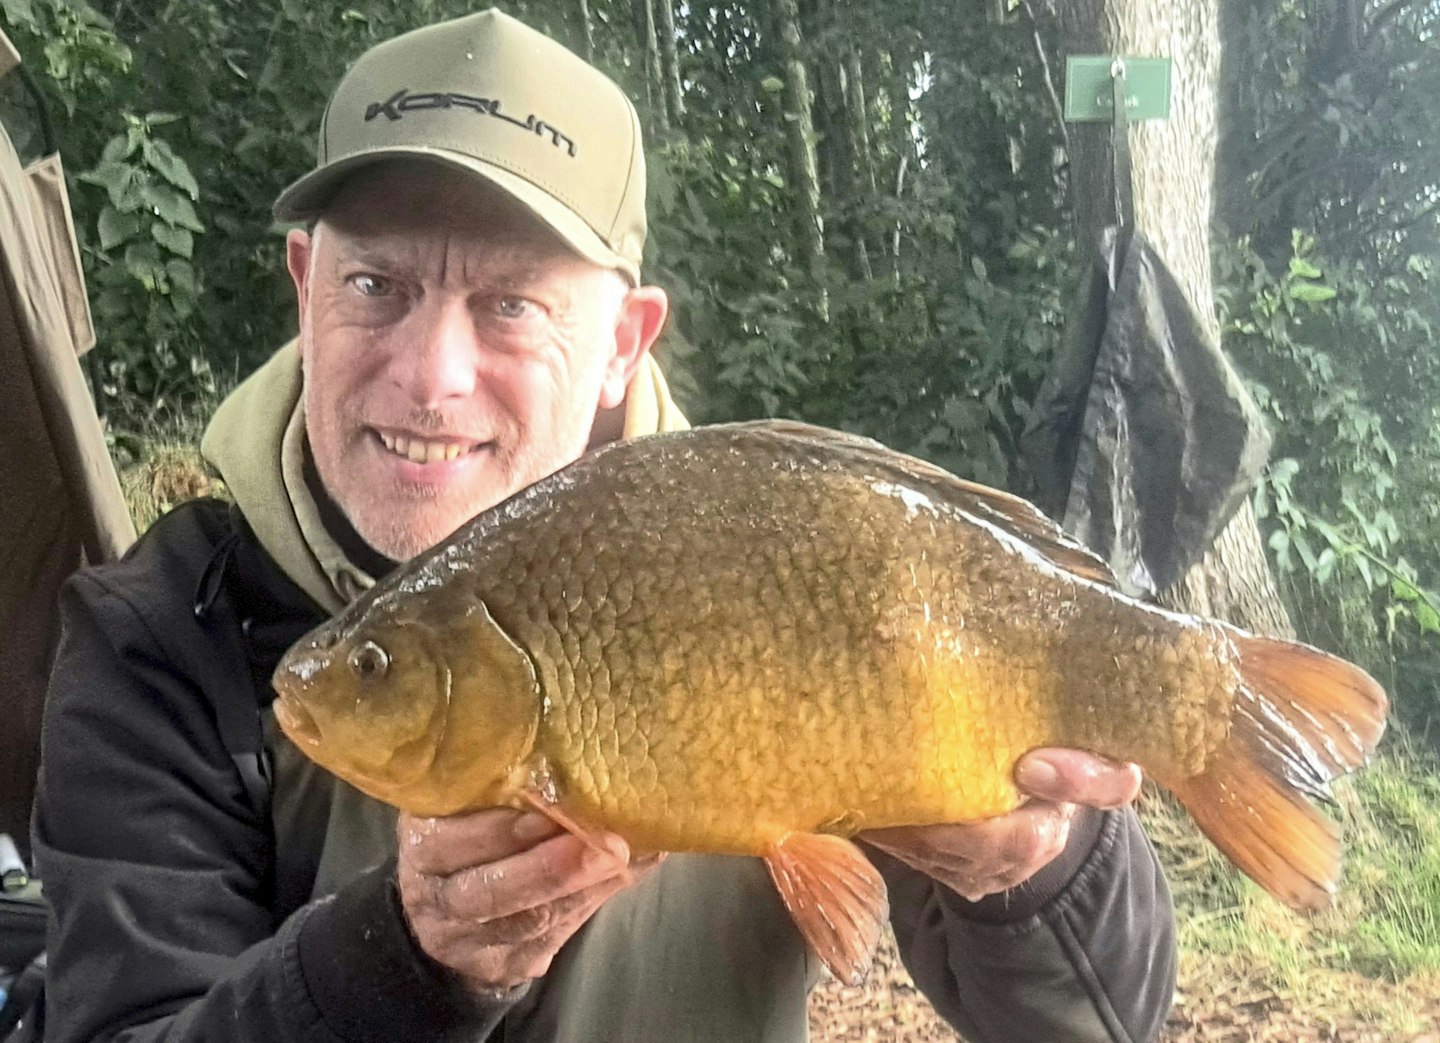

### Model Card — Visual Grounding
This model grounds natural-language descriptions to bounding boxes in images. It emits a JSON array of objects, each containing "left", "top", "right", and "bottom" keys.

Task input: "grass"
[
  {"left": 114, "top": 429, "right": 225, "bottom": 531},
  {"left": 1145, "top": 727, "right": 1440, "bottom": 1037}
]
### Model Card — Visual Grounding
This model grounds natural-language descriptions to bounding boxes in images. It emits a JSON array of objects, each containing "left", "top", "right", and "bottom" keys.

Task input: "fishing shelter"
[{"left": 0, "top": 28, "right": 134, "bottom": 862}]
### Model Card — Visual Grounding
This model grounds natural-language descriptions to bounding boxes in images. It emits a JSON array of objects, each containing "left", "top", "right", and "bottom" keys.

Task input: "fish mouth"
[{"left": 273, "top": 695, "right": 321, "bottom": 748}]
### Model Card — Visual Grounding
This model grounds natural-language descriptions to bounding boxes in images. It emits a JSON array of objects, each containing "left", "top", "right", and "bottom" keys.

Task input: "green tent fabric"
[{"left": 0, "top": 29, "right": 135, "bottom": 861}]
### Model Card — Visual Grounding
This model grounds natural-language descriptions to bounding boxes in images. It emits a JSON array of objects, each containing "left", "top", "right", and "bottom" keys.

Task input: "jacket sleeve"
[
  {"left": 33, "top": 571, "right": 523, "bottom": 1043},
  {"left": 877, "top": 807, "right": 1177, "bottom": 1043}
]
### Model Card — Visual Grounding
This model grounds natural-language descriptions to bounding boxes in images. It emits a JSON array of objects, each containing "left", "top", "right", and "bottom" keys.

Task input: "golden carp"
[{"left": 272, "top": 420, "right": 1388, "bottom": 984}]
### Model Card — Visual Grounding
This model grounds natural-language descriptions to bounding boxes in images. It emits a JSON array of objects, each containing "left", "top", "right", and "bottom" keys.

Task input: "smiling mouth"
[{"left": 375, "top": 429, "right": 485, "bottom": 464}]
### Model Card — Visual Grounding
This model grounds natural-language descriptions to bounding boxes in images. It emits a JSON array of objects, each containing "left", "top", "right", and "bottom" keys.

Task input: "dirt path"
[{"left": 808, "top": 931, "right": 1440, "bottom": 1042}]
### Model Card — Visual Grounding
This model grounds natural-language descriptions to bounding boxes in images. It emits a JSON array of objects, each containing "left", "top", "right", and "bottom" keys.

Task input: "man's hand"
[
  {"left": 860, "top": 748, "right": 1142, "bottom": 902},
  {"left": 397, "top": 808, "right": 650, "bottom": 994}
]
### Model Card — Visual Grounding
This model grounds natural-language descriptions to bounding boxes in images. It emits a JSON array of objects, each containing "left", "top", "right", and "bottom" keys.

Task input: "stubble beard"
[{"left": 327, "top": 413, "right": 595, "bottom": 563}]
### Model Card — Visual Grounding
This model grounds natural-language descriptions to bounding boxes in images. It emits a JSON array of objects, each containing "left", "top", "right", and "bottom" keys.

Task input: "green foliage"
[
  {"left": 1221, "top": 227, "right": 1440, "bottom": 726},
  {"left": 4, "top": 0, "right": 1440, "bottom": 734}
]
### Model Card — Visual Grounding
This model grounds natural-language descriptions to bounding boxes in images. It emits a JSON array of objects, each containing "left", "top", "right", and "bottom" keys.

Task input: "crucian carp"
[{"left": 271, "top": 420, "right": 1388, "bottom": 985}]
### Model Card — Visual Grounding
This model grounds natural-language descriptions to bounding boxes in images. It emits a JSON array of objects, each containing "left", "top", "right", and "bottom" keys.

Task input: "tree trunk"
[
  {"left": 845, "top": 46, "right": 876, "bottom": 197},
  {"left": 886, "top": 46, "right": 913, "bottom": 276},
  {"left": 639, "top": 0, "right": 668, "bottom": 134},
  {"left": 577, "top": 0, "right": 595, "bottom": 62},
  {"left": 1054, "top": 0, "right": 1294, "bottom": 638},
  {"left": 773, "top": 0, "right": 828, "bottom": 290},
  {"left": 657, "top": 0, "right": 684, "bottom": 121}
]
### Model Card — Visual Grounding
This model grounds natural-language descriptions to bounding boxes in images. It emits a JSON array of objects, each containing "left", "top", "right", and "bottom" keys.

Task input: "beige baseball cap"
[{"left": 272, "top": 9, "right": 646, "bottom": 283}]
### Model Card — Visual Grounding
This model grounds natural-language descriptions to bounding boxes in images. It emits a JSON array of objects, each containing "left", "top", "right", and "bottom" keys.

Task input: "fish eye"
[{"left": 348, "top": 641, "right": 390, "bottom": 681}]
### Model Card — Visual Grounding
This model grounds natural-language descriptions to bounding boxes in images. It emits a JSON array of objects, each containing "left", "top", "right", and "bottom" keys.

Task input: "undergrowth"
[{"left": 1144, "top": 726, "right": 1440, "bottom": 1034}]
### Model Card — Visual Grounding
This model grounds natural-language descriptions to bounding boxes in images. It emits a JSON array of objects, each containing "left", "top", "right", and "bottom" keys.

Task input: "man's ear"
[
  {"left": 599, "top": 284, "right": 669, "bottom": 410},
  {"left": 286, "top": 227, "right": 315, "bottom": 348}
]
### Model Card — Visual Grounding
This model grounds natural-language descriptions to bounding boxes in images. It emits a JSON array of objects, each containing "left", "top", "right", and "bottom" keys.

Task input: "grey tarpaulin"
[
  {"left": 0, "top": 28, "right": 135, "bottom": 860},
  {"left": 1021, "top": 225, "right": 1272, "bottom": 598}
]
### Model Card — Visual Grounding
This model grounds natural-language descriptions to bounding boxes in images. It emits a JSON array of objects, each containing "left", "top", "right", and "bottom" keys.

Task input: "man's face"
[{"left": 288, "top": 163, "right": 664, "bottom": 561}]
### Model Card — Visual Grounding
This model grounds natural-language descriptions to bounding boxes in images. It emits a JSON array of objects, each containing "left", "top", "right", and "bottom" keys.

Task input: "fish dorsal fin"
[
  {"left": 763, "top": 831, "right": 888, "bottom": 986},
  {"left": 736, "top": 419, "right": 1118, "bottom": 589}
]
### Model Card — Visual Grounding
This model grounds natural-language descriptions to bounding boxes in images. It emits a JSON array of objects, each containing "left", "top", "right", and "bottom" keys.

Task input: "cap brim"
[{"left": 272, "top": 146, "right": 639, "bottom": 284}]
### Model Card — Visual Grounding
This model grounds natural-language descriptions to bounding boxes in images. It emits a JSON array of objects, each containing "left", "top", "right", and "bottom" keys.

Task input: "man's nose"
[{"left": 397, "top": 299, "right": 481, "bottom": 407}]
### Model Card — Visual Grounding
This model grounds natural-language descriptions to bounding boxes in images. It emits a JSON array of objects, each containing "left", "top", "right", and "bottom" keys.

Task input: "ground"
[{"left": 808, "top": 927, "right": 1440, "bottom": 1042}]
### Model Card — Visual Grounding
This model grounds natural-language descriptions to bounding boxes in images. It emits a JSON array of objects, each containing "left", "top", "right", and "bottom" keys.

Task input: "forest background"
[{"left": 2, "top": 0, "right": 1439, "bottom": 1037}]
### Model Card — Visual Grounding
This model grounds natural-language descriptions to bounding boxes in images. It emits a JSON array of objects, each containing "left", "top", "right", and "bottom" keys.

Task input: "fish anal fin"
[
  {"left": 763, "top": 831, "right": 888, "bottom": 986},
  {"left": 1168, "top": 630, "right": 1389, "bottom": 911}
]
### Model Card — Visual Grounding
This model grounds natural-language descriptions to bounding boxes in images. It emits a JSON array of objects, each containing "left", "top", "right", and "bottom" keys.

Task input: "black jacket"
[{"left": 32, "top": 498, "right": 1177, "bottom": 1042}]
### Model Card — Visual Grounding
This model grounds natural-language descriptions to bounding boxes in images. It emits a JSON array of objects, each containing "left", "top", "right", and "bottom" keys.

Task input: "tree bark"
[
  {"left": 1053, "top": 0, "right": 1294, "bottom": 637},
  {"left": 773, "top": 0, "right": 828, "bottom": 288},
  {"left": 885, "top": 45, "right": 913, "bottom": 275},
  {"left": 639, "top": 0, "right": 668, "bottom": 134},
  {"left": 657, "top": 0, "right": 685, "bottom": 121},
  {"left": 577, "top": 0, "right": 595, "bottom": 62},
  {"left": 846, "top": 46, "right": 877, "bottom": 197}
]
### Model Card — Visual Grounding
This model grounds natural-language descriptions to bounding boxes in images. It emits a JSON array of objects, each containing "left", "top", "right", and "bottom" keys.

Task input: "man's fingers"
[
  {"left": 1015, "top": 749, "right": 1143, "bottom": 809},
  {"left": 867, "top": 803, "right": 1067, "bottom": 866},
  {"left": 401, "top": 829, "right": 630, "bottom": 926},
  {"left": 438, "top": 874, "right": 631, "bottom": 986},
  {"left": 429, "top": 871, "right": 628, "bottom": 950},
  {"left": 399, "top": 809, "right": 561, "bottom": 876}
]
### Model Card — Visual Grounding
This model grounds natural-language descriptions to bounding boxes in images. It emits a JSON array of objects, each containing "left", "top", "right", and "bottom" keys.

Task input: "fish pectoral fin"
[
  {"left": 517, "top": 788, "right": 634, "bottom": 882},
  {"left": 763, "top": 832, "right": 888, "bottom": 987}
]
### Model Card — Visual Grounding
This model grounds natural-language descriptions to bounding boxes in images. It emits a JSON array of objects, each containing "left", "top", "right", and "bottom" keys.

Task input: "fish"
[{"left": 271, "top": 419, "right": 1388, "bottom": 985}]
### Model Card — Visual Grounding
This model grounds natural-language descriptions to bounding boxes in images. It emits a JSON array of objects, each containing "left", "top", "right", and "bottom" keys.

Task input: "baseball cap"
[{"left": 272, "top": 9, "right": 646, "bottom": 283}]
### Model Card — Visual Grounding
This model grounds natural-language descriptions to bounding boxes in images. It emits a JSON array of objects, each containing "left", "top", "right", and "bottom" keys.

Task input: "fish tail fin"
[
  {"left": 1169, "top": 631, "right": 1388, "bottom": 911},
  {"left": 763, "top": 832, "right": 888, "bottom": 986}
]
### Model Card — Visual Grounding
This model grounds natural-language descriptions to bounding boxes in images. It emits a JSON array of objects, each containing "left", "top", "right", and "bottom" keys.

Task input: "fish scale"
[{"left": 274, "top": 419, "right": 1389, "bottom": 986}]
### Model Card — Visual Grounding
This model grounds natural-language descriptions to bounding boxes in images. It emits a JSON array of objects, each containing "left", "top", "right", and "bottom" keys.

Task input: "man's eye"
[
  {"left": 348, "top": 274, "right": 392, "bottom": 297},
  {"left": 496, "top": 296, "right": 534, "bottom": 319}
]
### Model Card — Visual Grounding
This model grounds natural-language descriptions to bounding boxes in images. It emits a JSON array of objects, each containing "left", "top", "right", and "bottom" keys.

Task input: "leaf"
[
  {"left": 1288, "top": 257, "right": 1322, "bottom": 280},
  {"left": 1417, "top": 601, "right": 1440, "bottom": 636},
  {"left": 1268, "top": 528, "right": 1292, "bottom": 570},
  {"left": 124, "top": 241, "right": 166, "bottom": 290},
  {"left": 1253, "top": 482, "right": 1270, "bottom": 520},
  {"left": 100, "top": 133, "right": 135, "bottom": 165},
  {"left": 1293, "top": 531, "right": 1317, "bottom": 571},
  {"left": 97, "top": 207, "right": 140, "bottom": 251},
  {"left": 151, "top": 223, "right": 193, "bottom": 259},
  {"left": 760, "top": 76, "right": 785, "bottom": 93},
  {"left": 166, "top": 259, "right": 197, "bottom": 297},
  {"left": 1, "top": 0, "right": 39, "bottom": 30},
  {"left": 970, "top": 256, "right": 988, "bottom": 281},
  {"left": 80, "top": 162, "right": 138, "bottom": 211},
  {"left": 142, "top": 138, "right": 200, "bottom": 200},
  {"left": 1270, "top": 458, "right": 1300, "bottom": 483},
  {"left": 141, "top": 184, "right": 204, "bottom": 232},
  {"left": 1316, "top": 547, "right": 1337, "bottom": 585},
  {"left": 1289, "top": 282, "right": 1337, "bottom": 303}
]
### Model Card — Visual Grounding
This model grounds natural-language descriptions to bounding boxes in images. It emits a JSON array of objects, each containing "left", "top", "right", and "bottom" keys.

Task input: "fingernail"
[
  {"left": 580, "top": 836, "right": 628, "bottom": 870},
  {"left": 512, "top": 813, "right": 558, "bottom": 844},
  {"left": 1016, "top": 757, "right": 1058, "bottom": 794}
]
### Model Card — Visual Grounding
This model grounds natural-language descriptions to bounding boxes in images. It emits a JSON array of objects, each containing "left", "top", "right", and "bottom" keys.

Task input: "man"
[{"left": 31, "top": 10, "right": 1176, "bottom": 1042}]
